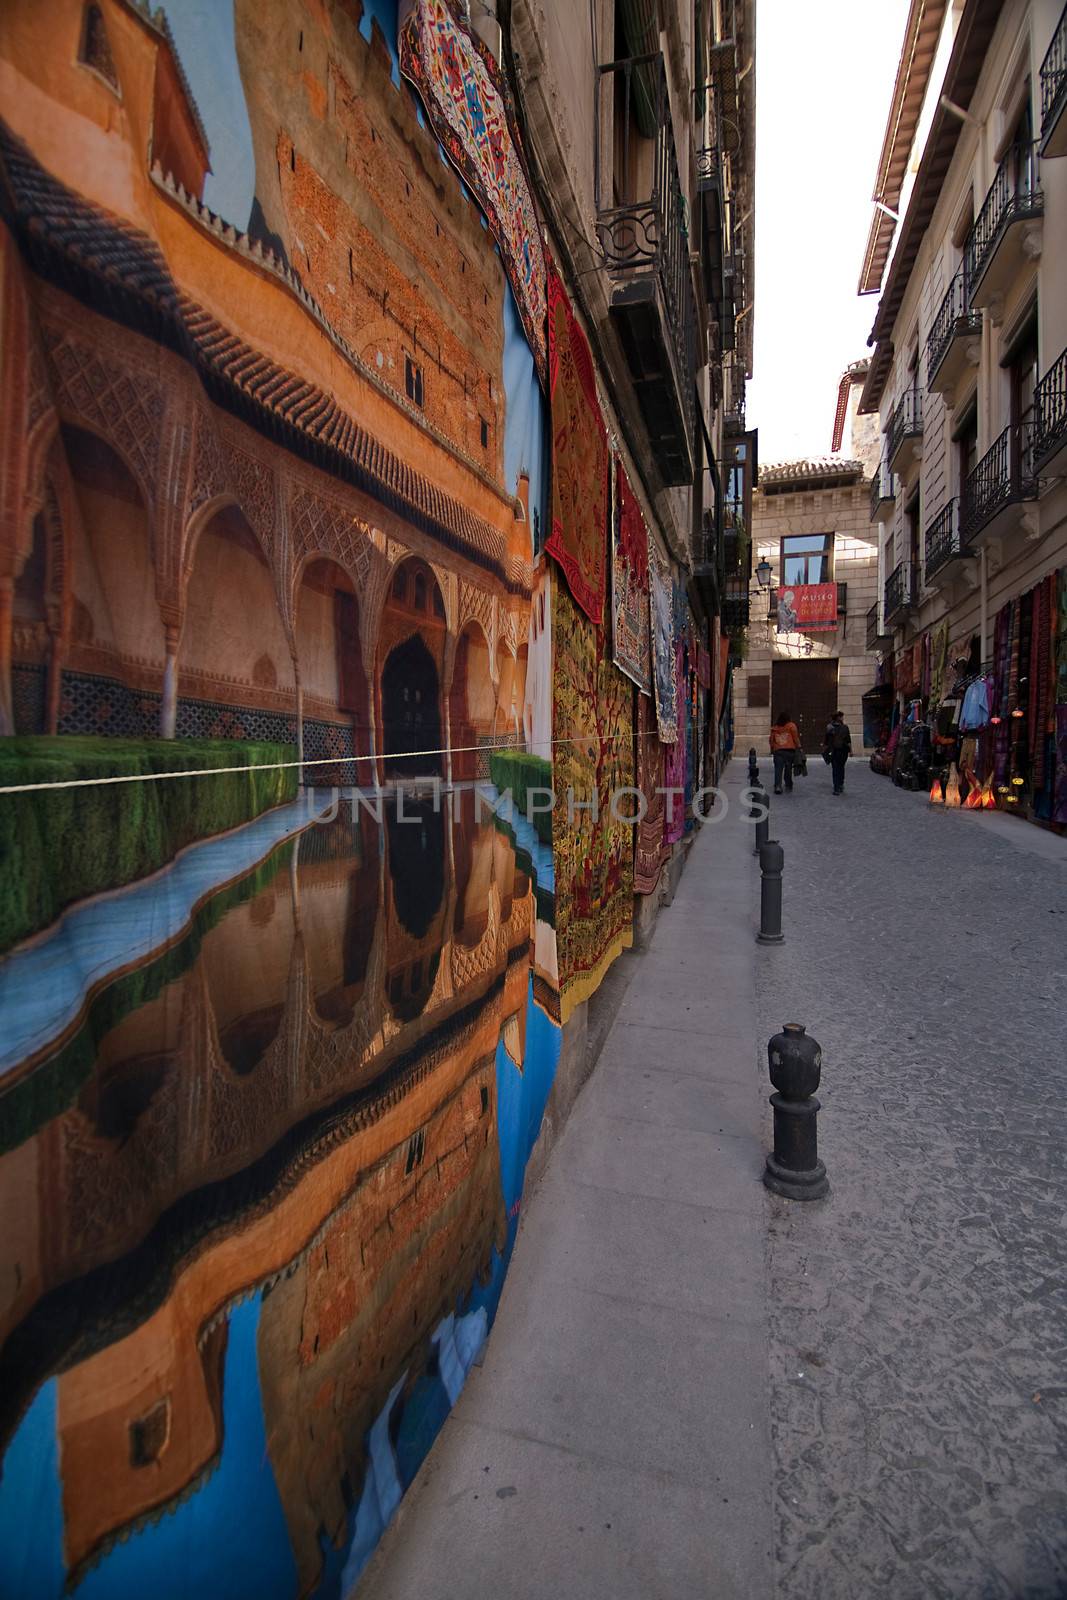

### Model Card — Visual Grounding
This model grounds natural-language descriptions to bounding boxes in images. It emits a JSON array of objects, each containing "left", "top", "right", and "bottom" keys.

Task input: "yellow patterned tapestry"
[{"left": 552, "top": 579, "right": 634, "bottom": 1023}]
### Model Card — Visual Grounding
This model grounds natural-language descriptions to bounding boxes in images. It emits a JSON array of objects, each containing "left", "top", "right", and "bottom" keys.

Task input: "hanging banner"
[
  {"left": 648, "top": 534, "right": 677, "bottom": 743},
  {"left": 777, "top": 583, "right": 837, "bottom": 633},
  {"left": 611, "top": 460, "right": 652, "bottom": 693}
]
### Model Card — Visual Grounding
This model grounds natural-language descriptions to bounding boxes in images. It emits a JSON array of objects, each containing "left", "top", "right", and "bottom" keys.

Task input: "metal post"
[
  {"left": 763, "top": 1022, "right": 829, "bottom": 1200},
  {"left": 747, "top": 745, "right": 759, "bottom": 786},
  {"left": 756, "top": 839, "right": 784, "bottom": 943},
  {"left": 753, "top": 782, "right": 770, "bottom": 856}
]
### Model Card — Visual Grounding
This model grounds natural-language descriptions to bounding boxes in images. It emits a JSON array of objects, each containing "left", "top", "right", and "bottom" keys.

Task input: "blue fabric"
[{"left": 959, "top": 676, "right": 991, "bottom": 731}]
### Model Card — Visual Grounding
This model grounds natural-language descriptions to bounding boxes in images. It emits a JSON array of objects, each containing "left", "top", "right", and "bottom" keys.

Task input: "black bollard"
[
  {"left": 747, "top": 746, "right": 760, "bottom": 786},
  {"left": 753, "top": 784, "right": 771, "bottom": 856},
  {"left": 756, "top": 839, "right": 784, "bottom": 942},
  {"left": 763, "top": 1022, "right": 829, "bottom": 1200}
]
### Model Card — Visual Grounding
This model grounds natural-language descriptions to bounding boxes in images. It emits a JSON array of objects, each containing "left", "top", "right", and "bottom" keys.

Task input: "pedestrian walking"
[
  {"left": 823, "top": 709, "right": 852, "bottom": 795},
  {"left": 769, "top": 709, "right": 801, "bottom": 794}
]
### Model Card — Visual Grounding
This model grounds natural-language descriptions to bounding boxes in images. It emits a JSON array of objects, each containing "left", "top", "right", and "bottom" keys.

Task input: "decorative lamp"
[
  {"left": 1011, "top": 708, "right": 1024, "bottom": 718},
  {"left": 929, "top": 779, "right": 944, "bottom": 805},
  {"left": 944, "top": 763, "right": 961, "bottom": 807},
  {"left": 756, "top": 556, "right": 772, "bottom": 589}
]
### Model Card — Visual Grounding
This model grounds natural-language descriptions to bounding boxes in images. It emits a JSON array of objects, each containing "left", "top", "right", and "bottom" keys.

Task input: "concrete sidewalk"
[{"left": 361, "top": 766, "right": 774, "bottom": 1599}]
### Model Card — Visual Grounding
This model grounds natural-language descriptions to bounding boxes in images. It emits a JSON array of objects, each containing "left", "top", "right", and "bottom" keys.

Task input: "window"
[
  {"left": 780, "top": 534, "right": 832, "bottom": 586},
  {"left": 413, "top": 571, "right": 427, "bottom": 610},
  {"left": 129, "top": 1398, "right": 171, "bottom": 1468},
  {"left": 79, "top": 3, "right": 119, "bottom": 91},
  {"left": 405, "top": 1130, "right": 426, "bottom": 1174},
  {"left": 392, "top": 567, "right": 408, "bottom": 603},
  {"left": 480, "top": 416, "right": 489, "bottom": 449},
  {"left": 954, "top": 401, "right": 978, "bottom": 497},
  {"left": 1009, "top": 313, "right": 1038, "bottom": 474},
  {"left": 906, "top": 490, "right": 921, "bottom": 577},
  {"left": 405, "top": 356, "right": 424, "bottom": 408}
]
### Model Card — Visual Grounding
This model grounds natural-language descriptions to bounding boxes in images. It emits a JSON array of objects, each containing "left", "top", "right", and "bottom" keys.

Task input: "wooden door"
[{"left": 771, "top": 660, "right": 839, "bottom": 753}]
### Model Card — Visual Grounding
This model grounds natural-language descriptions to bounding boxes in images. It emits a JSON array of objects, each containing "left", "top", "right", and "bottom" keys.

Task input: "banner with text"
[{"left": 777, "top": 583, "right": 838, "bottom": 633}]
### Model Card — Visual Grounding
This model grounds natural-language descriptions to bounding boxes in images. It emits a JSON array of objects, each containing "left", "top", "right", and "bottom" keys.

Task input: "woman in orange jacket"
[{"left": 769, "top": 709, "right": 801, "bottom": 793}]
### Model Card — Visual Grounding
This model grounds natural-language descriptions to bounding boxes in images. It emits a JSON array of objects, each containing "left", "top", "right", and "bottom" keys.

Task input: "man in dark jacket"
[{"left": 823, "top": 710, "right": 852, "bottom": 795}]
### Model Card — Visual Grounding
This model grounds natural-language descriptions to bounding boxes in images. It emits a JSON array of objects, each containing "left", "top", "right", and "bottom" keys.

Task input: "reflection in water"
[{"left": 0, "top": 786, "right": 560, "bottom": 1597}]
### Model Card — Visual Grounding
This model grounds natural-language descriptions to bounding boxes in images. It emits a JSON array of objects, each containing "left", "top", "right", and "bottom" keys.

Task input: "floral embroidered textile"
[
  {"left": 634, "top": 687, "right": 667, "bottom": 894},
  {"left": 545, "top": 256, "right": 609, "bottom": 623},
  {"left": 611, "top": 460, "right": 651, "bottom": 692},
  {"left": 551, "top": 579, "right": 633, "bottom": 1022},
  {"left": 399, "top": 0, "right": 547, "bottom": 381}
]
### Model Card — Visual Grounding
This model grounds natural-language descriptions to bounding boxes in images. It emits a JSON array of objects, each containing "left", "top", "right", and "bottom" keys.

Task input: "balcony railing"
[
  {"left": 926, "top": 265, "right": 981, "bottom": 389},
  {"left": 923, "top": 499, "right": 970, "bottom": 583},
  {"left": 866, "top": 604, "right": 892, "bottom": 652},
  {"left": 595, "top": 53, "right": 696, "bottom": 485},
  {"left": 964, "top": 142, "right": 1043, "bottom": 295},
  {"left": 721, "top": 579, "right": 750, "bottom": 633},
  {"left": 1033, "top": 345, "right": 1067, "bottom": 468},
  {"left": 959, "top": 423, "right": 1039, "bottom": 544},
  {"left": 887, "top": 390, "right": 923, "bottom": 469},
  {"left": 1040, "top": 4, "right": 1067, "bottom": 149},
  {"left": 884, "top": 561, "right": 917, "bottom": 623},
  {"left": 869, "top": 460, "right": 896, "bottom": 521}
]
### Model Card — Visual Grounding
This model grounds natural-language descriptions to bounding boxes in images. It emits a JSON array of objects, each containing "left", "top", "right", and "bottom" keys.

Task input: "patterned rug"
[
  {"left": 552, "top": 579, "right": 633, "bottom": 1023},
  {"left": 663, "top": 641, "right": 687, "bottom": 845},
  {"left": 611, "top": 461, "right": 651, "bottom": 692},
  {"left": 648, "top": 532, "right": 677, "bottom": 742},
  {"left": 634, "top": 687, "right": 666, "bottom": 894},
  {"left": 545, "top": 256, "right": 609, "bottom": 624},
  {"left": 399, "top": 0, "right": 547, "bottom": 381}
]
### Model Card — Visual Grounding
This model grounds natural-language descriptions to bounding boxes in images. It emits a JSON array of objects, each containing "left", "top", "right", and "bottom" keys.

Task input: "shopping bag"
[{"left": 794, "top": 750, "right": 808, "bottom": 777}]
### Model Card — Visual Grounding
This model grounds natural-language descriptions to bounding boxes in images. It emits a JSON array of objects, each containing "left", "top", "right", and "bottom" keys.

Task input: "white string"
[{"left": 0, "top": 727, "right": 665, "bottom": 796}]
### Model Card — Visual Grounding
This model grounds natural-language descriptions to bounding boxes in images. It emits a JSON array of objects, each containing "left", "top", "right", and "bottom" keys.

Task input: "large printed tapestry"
[
  {"left": 399, "top": 0, "right": 547, "bottom": 381},
  {"left": 552, "top": 580, "right": 634, "bottom": 1022},
  {"left": 635, "top": 687, "right": 667, "bottom": 894},
  {"left": 545, "top": 256, "right": 609, "bottom": 625},
  {"left": 611, "top": 460, "right": 652, "bottom": 692},
  {"left": 648, "top": 533, "right": 677, "bottom": 742},
  {"left": 663, "top": 642, "right": 687, "bottom": 845}
]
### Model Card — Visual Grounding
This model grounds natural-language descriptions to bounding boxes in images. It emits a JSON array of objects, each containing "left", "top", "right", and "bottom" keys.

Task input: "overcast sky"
[{"left": 745, "top": 0, "right": 912, "bottom": 465}]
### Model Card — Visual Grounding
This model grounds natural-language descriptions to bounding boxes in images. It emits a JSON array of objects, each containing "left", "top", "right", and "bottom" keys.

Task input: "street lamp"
[{"left": 755, "top": 556, "right": 772, "bottom": 589}]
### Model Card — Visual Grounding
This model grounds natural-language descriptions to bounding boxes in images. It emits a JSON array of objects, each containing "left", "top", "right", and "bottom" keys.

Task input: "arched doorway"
[
  {"left": 377, "top": 558, "right": 446, "bottom": 781},
  {"left": 297, "top": 809, "right": 380, "bottom": 1029},
  {"left": 384, "top": 799, "right": 445, "bottom": 1022},
  {"left": 448, "top": 621, "right": 494, "bottom": 781},
  {"left": 180, "top": 504, "right": 295, "bottom": 742},
  {"left": 60, "top": 424, "right": 163, "bottom": 737},
  {"left": 295, "top": 556, "right": 371, "bottom": 786}
]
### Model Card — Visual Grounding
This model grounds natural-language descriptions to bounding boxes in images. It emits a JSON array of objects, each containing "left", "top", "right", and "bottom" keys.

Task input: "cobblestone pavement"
[{"left": 755, "top": 761, "right": 1067, "bottom": 1600}]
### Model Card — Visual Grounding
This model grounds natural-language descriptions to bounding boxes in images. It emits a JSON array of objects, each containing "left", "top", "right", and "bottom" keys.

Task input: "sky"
[{"left": 745, "top": 0, "right": 913, "bottom": 465}]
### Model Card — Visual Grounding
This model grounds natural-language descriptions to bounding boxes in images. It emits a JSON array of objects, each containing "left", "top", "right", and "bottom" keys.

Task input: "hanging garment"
[{"left": 959, "top": 676, "right": 991, "bottom": 732}]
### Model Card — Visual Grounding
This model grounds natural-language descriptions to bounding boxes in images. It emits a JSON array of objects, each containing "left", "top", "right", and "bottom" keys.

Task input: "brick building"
[{"left": 732, "top": 365, "right": 884, "bottom": 754}]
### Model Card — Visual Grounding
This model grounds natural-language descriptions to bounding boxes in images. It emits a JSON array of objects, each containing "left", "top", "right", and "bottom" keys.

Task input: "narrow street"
[
  {"left": 363, "top": 759, "right": 1067, "bottom": 1599},
  {"left": 762, "top": 762, "right": 1067, "bottom": 1599}
]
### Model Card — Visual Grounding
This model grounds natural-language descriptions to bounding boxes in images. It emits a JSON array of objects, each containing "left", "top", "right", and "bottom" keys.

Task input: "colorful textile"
[
  {"left": 663, "top": 643, "right": 687, "bottom": 845},
  {"left": 1057, "top": 567, "right": 1067, "bottom": 702},
  {"left": 697, "top": 645, "right": 711, "bottom": 692},
  {"left": 1030, "top": 575, "right": 1056, "bottom": 789},
  {"left": 544, "top": 256, "right": 609, "bottom": 623},
  {"left": 648, "top": 533, "right": 677, "bottom": 742},
  {"left": 634, "top": 688, "right": 667, "bottom": 894},
  {"left": 1055, "top": 706, "right": 1067, "bottom": 825},
  {"left": 930, "top": 622, "right": 949, "bottom": 708},
  {"left": 551, "top": 579, "right": 634, "bottom": 1023},
  {"left": 611, "top": 461, "right": 652, "bottom": 692},
  {"left": 399, "top": 0, "right": 547, "bottom": 381}
]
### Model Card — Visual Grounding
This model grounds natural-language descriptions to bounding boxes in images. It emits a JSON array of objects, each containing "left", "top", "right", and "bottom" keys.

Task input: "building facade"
[
  {"left": 0, "top": 0, "right": 758, "bottom": 1591},
  {"left": 859, "top": 0, "right": 1067, "bottom": 823},
  {"left": 732, "top": 365, "right": 883, "bottom": 756}
]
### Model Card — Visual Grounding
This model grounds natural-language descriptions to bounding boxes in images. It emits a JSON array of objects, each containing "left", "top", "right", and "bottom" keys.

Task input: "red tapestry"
[
  {"left": 612, "top": 460, "right": 652, "bottom": 692},
  {"left": 634, "top": 688, "right": 667, "bottom": 895},
  {"left": 546, "top": 255, "right": 609, "bottom": 625}
]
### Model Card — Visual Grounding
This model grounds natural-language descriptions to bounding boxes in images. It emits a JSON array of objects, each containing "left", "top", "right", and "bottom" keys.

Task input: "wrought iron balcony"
[
  {"left": 866, "top": 604, "right": 893, "bottom": 652},
  {"left": 1032, "top": 344, "right": 1067, "bottom": 474},
  {"left": 923, "top": 499, "right": 972, "bottom": 583},
  {"left": 869, "top": 460, "right": 896, "bottom": 523},
  {"left": 926, "top": 265, "right": 982, "bottom": 394},
  {"left": 1040, "top": 3, "right": 1067, "bottom": 157},
  {"left": 595, "top": 53, "right": 697, "bottom": 486},
  {"left": 887, "top": 390, "right": 923, "bottom": 474},
  {"left": 964, "top": 143, "right": 1043, "bottom": 308},
  {"left": 721, "top": 578, "right": 750, "bottom": 633},
  {"left": 884, "top": 561, "right": 917, "bottom": 623},
  {"left": 959, "top": 423, "right": 1039, "bottom": 544}
]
